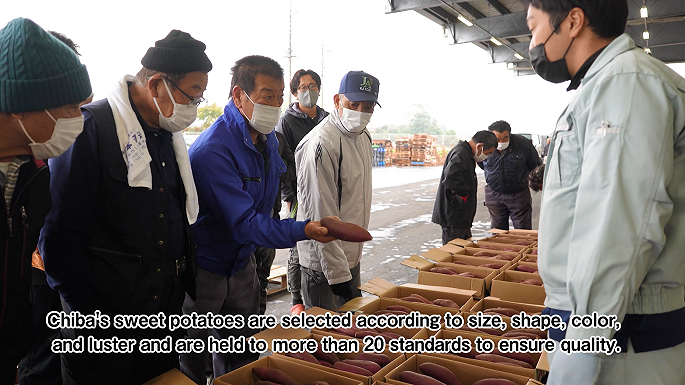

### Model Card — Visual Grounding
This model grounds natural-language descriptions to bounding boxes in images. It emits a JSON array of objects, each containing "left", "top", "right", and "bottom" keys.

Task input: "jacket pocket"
[
  {"left": 86, "top": 246, "right": 143, "bottom": 304},
  {"left": 108, "top": 167, "right": 129, "bottom": 183},
  {"left": 547, "top": 122, "right": 581, "bottom": 189}
]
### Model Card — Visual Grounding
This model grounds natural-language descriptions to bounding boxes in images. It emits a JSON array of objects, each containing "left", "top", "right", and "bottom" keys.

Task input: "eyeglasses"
[
  {"left": 297, "top": 84, "right": 319, "bottom": 92},
  {"left": 164, "top": 76, "right": 205, "bottom": 106}
]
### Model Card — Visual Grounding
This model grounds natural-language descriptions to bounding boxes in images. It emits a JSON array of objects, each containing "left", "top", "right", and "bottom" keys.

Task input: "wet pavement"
[{"left": 264, "top": 165, "right": 542, "bottom": 317}]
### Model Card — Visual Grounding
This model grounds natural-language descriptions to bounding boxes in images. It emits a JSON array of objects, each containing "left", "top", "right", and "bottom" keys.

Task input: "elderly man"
[
  {"left": 182, "top": 55, "right": 332, "bottom": 383},
  {"left": 478, "top": 120, "right": 541, "bottom": 230},
  {"left": 276, "top": 69, "right": 329, "bottom": 315},
  {"left": 295, "top": 70, "right": 380, "bottom": 311},
  {"left": 525, "top": 0, "right": 685, "bottom": 384},
  {"left": 432, "top": 130, "right": 497, "bottom": 244},
  {"left": 40, "top": 30, "right": 210, "bottom": 385},
  {"left": 0, "top": 18, "right": 92, "bottom": 384}
]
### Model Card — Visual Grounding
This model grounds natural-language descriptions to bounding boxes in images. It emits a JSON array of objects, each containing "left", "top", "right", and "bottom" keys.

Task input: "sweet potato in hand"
[{"left": 320, "top": 216, "right": 372, "bottom": 242}]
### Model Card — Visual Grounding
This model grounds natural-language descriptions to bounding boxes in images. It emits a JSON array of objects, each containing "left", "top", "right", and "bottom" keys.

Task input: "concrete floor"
[{"left": 264, "top": 166, "right": 542, "bottom": 318}]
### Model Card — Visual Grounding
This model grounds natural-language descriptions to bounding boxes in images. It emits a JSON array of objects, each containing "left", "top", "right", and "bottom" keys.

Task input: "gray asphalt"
[{"left": 264, "top": 166, "right": 541, "bottom": 318}]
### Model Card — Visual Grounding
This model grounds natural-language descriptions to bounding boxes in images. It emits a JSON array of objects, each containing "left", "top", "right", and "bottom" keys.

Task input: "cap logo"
[{"left": 360, "top": 76, "right": 373, "bottom": 92}]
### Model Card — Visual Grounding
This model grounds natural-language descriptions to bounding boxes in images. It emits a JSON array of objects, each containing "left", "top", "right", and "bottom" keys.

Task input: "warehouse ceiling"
[{"left": 386, "top": 0, "right": 685, "bottom": 76}]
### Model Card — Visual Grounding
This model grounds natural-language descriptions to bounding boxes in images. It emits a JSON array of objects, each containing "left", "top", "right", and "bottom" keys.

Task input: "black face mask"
[{"left": 530, "top": 16, "right": 574, "bottom": 84}]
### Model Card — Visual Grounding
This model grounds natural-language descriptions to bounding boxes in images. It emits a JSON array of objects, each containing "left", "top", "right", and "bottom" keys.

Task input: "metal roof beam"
[
  {"left": 627, "top": 19, "right": 685, "bottom": 47},
  {"left": 457, "top": 2, "right": 485, "bottom": 19},
  {"left": 489, "top": 42, "right": 530, "bottom": 63},
  {"left": 628, "top": 1, "right": 685, "bottom": 20},
  {"left": 386, "top": 0, "right": 457, "bottom": 13},
  {"left": 646, "top": 42, "right": 685, "bottom": 63},
  {"left": 451, "top": 12, "right": 529, "bottom": 43},
  {"left": 484, "top": 0, "right": 511, "bottom": 15}
]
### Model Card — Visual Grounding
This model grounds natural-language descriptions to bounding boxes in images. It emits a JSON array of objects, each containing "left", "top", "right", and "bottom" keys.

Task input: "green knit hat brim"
[{"left": 0, "top": 63, "right": 91, "bottom": 113}]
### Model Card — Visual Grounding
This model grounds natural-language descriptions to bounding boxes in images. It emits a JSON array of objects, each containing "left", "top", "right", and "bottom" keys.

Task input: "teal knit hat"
[{"left": 0, "top": 18, "right": 92, "bottom": 113}]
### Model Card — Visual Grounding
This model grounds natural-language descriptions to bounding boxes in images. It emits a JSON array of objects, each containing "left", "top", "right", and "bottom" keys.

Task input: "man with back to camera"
[
  {"left": 0, "top": 18, "right": 92, "bottom": 385},
  {"left": 40, "top": 30, "right": 210, "bottom": 384},
  {"left": 276, "top": 69, "right": 329, "bottom": 315},
  {"left": 525, "top": 0, "right": 685, "bottom": 383},
  {"left": 432, "top": 130, "right": 497, "bottom": 245},
  {"left": 181, "top": 55, "right": 334, "bottom": 383},
  {"left": 478, "top": 120, "right": 541, "bottom": 230},
  {"left": 295, "top": 70, "right": 379, "bottom": 311}
]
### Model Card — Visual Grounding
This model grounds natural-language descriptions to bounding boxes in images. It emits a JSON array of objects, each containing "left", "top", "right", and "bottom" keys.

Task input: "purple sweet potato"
[
  {"left": 387, "top": 305, "right": 413, "bottom": 313},
  {"left": 342, "top": 359, "right": 381, "bottom": 374},
  {"left": 399, "top": 371, "right": 447, "bottom": 385},
  {"left": 492, "top": 349, "right": 536, "bottom": 367},
  {"left": 479, "top": 263, "right": 506, "bottom": 269},
  {"left": 320, "top": 216, "right": 372, "bottom": 242},
  {"left": 419, "top": 362, "right": 463, "bottom": 385},
  {"left": 515, "top": 265, "right": 538, "bottom": 273},
  {"left": 313, "top": 346, "right": 340, "bottom": 364},
  {"left": 286, "top": 351, "right": 319, "bottom": 364},
  {"left": 520, "top": 279, "right": 544, "bottom": 286},
  {"left": 409, "top": 294, "right": 433, "bottom": 303},
  {"left": 355, "top": 352, "right": 391, "bottom": 367},
  {"left": 433, "top": 299, "right": 460, "bottom": 308},
  {"left": 252, "top": 367, "right": 299, "bottom": 385},
  {"left": 492, "top": 254, "right": 516, "bottom": 261},
  {"left": 483, "top": 307, "right": 518, "bottom": 317},
  {"left": 472, "top": 379, "right": 518, "bottom": 385},
  {"left": 430, "top": 267, "right": 457, "bottom": 275},
  {"left": 333, "top": 361, "right": 373, "bottom": 376},
  {"left": 473, "top": 251, "right": 498, "bottom": 257}
]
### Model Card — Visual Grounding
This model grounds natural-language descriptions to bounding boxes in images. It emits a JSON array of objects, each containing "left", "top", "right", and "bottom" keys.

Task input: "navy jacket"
[
  {"left": 189, "top": 100, "right": 308, "bottom": 278},
  {"left": 479, "top": 134, "right": 541, "bottom": 194}
]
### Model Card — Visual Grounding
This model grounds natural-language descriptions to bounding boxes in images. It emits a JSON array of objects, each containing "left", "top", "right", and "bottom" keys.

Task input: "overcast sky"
[{"left": 4, "top": 0, "right": 685, "bottom": 138}]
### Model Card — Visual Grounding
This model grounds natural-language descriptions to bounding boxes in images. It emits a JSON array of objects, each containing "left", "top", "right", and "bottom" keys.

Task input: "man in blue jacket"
[{"left": 181, "top": 55, "right": 332, "bottom": 384}]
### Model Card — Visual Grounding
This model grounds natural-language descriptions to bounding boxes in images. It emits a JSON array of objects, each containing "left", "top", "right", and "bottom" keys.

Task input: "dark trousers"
[
  {"left": 441, "top": 227, "right": 472, "bottom": 245},
  {"left": 18, "top": 281, "right": 63, "bottom": 385},
  {"left": 485, "top": 185, "right": 533, "bottom": 231},
  {"left": 61, "top": 274, "right": 185, "bottom": 385},
  {"left": 254, "top": 246, "right": 276, "bottom": 315},
  {"left": 180, "top": 255, "right": 260, "bottom": 385},
  {"left": 300, "top": 263, "right": 362, "bottom": 311}
]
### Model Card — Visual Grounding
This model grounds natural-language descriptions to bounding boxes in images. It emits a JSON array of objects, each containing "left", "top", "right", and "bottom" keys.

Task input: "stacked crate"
[
  {"left": 393, "top": 137, "right": 411, "bottom": 166},
  {"left": 410, "top": 134, "right": 437, "bottom": 165}
]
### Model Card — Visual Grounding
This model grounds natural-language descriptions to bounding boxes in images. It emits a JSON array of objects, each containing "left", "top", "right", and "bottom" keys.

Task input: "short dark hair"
[
  {"left": 488, "top": 120, "right": 511, "bottom": 133},
  {"left": 523, "top": 0, "right": 628, "bottom": 39},
  {"left": 49, "top": 31, "right": 80, "bottom": 56},
  {"left": 290, "top": 69, "right": 322, "bottom": 95},
  {"left": 472, "top": 130, "right": 498, "bottom": 150},
  {"left": 230, "top": 55, "right": 284, "bottom": 97}
]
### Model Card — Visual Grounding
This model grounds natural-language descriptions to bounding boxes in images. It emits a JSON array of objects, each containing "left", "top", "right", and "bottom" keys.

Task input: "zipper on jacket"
[
  {"left": 1, "top": 239, "right": 9, "bottom": 328},
  {"left": 241, "top": 176, "right": 261, "bottom": 182},
  {"left": 20, "top": 206, "right": 27, "bottom": 277}
]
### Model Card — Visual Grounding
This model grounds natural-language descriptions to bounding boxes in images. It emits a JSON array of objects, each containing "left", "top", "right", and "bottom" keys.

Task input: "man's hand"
[
  {"left": 304, "top": 221, "right": 336, "bottom": 243},
  {"left": 330, "top": 280, "right": 354, "bottom": 302}
]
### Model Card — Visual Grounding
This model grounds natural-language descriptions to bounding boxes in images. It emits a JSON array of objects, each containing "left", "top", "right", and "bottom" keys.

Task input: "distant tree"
[
  {"left": 407, "top": 105, "right": 442, "bottom": 135},
  {"left": 444, "top": 129, "right": 456, "bottom": 136},
  {"left": 186, "top": 102, "right": 222, "bottom": 132}
]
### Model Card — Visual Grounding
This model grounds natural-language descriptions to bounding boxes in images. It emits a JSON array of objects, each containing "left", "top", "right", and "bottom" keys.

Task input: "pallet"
[{"left": 267, "top": 265, "right": 288, "bottom": 295}]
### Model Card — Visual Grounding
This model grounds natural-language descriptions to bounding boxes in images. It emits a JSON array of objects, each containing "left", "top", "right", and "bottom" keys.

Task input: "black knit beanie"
[
  {"left": 0, "top": 18, "right": 92, "bottom": 113},
  {"left": 141, "top": 30, "right": 212, "bottom": 74}
]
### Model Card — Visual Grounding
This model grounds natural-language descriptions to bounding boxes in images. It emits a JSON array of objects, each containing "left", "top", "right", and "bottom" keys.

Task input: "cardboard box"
[
  {"left": 447, "top": 238, "right": 474, "bottom": 248},
  {"left": 401, "top": 255, "right": 498, "bottom": 298},
  {"left": 528, "top": 380, "right": 545, "bottom": 385},
  {"left": 255, "top": 325, "right": 406, "bottom": 385},
  {"left": 520, "top": 254, "right": 538, "bottom": 264},
  {"left": 481, "top": 235, "right": 537, "bottom": 246},
  {"left": 507, "top": 229, "right": 539, "bottom": 236},
  {"left": 472, "top": 241, "right": 530, "bottom": 254},
  {"left": 359, "top": 277, "right": 477, "bottom": 312},
  {"left": 143, "top": 369, "right": 195, "bottom": 385},
  {"left": 424, "top": 249, "right": 515, "bottom": 274},
  {"left": 385, "top": 354, "right": 530, "bottom": 385},
  {"left": 535, "top": 350, "right": 550, "bottom": 382},
  {"left": 213, "top": 355, "right": 365, "bottom": 385},
  {"left": 347, "top": 297, "right": 462, "bottom": 318},
  {"left": 450, "top": 246, "right": 521, "bottom": 261},
  {"left": 425, "top": 329, "right": 541, "bottom": 378},
  {"left": 491, "top": 271, "right": 546, "bottom": 306},
  {"left": 467, "top": 297, "right": 545, "bottom": 319},
  {"left": 439, "top": 243, "right": 466, "bottom": 254}
]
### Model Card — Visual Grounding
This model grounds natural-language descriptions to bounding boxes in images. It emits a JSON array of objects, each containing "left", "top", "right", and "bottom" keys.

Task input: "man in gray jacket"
[
  {"left": 295, "top": 71, "right": 379, "bottom": 311},
  {"left": 526, "top": 0, "right": 685, "bottom": 384}
]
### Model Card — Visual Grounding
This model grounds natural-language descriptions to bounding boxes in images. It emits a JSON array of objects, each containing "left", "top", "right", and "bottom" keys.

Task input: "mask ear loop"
[{"left": 17, "top": 119, "right": 37, "bottom": 144}]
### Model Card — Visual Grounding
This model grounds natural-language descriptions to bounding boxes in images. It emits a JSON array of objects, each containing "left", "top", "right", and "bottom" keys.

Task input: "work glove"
[
  {"left": 330, "top": 280, "right": 354, "bottom": 303},
  {"left": 547, "top": 351, "right": 601, "bottom": 385}
]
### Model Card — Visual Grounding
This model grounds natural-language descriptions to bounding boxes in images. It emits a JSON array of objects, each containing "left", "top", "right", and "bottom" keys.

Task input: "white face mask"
[
  {"left": 153, "top": 78, "right": 198, "bottom": 133},
  {"left": 19, "top": 110, "right": 84, "bottom": 159},
  {"left": 339, "top": 107, "right": 372, "bottom": 134},
  {"left": 297, "top": 90, "right": 319, "bottom": 108},
  {"left": 498, "top": 141, "right": 510, "bottom": 151},
  {"left": 242, "top": 91, "right": 280, "bottom": 134},
  {"left": 474, "top": 146, "right": 488, "bottom": 162}
]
